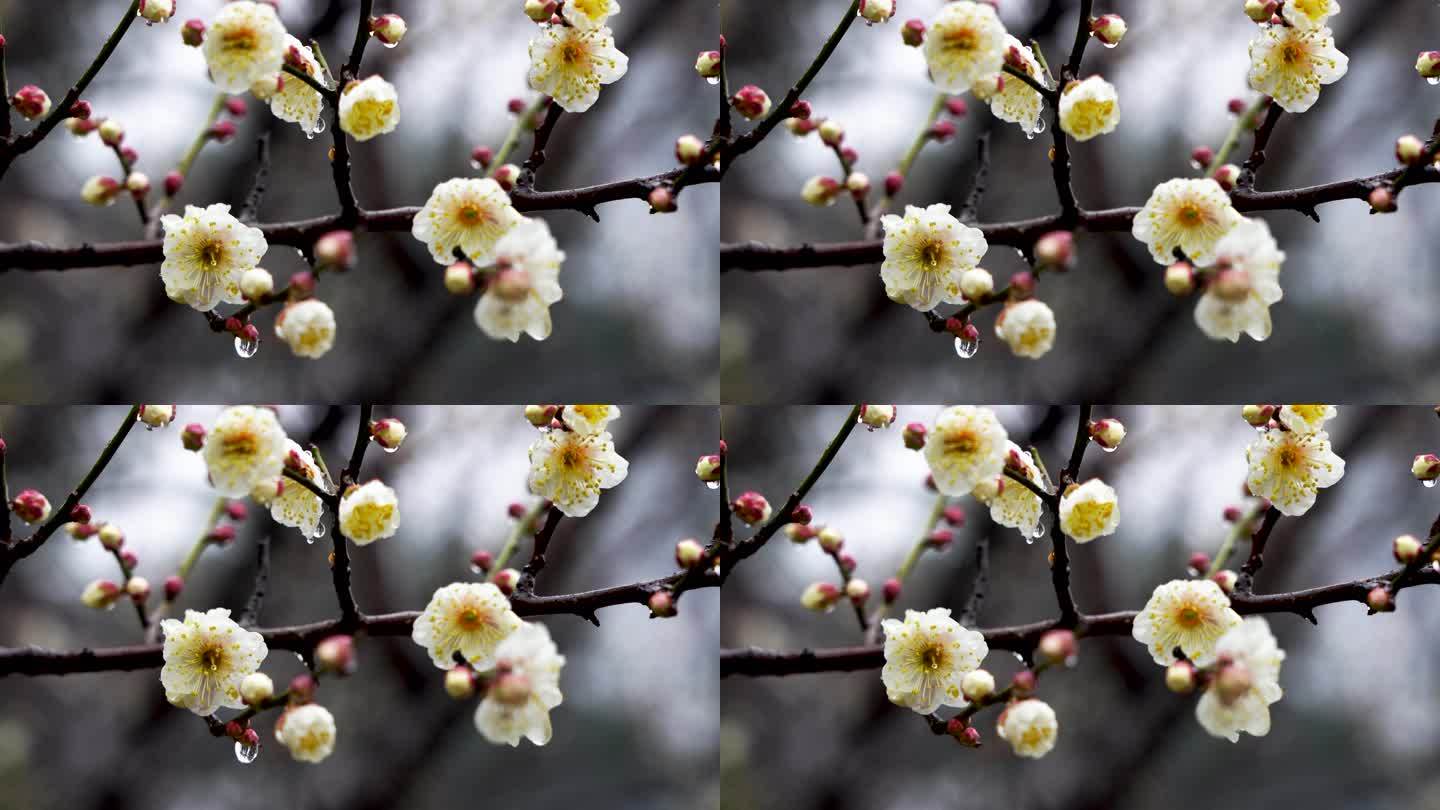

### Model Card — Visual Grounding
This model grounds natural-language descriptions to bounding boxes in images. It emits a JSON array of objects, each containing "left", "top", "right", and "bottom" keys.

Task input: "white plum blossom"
[
  {"left": 527, "top": 428, "right": 629, "bottom": 517},
  {"left": 527, "top": 24, "right": 629, "bottom": 113},
  {"left": 203, "top": 1, "right": 287, "bottom": 93},
  {"left": 1193, "top": 217, "right": 1285, "bottom": 343},
  {"left": 973, "top": 36, "right": 1044, "bottom": 135},
  {"left": 411, "top": 582, "right": 523, "bottom": 670},
  {"left": 202, "top": 405, "right": 288, "bottom": 497},
  {"left": 412, "top": 177, "right": 523, "bottom": 266},
  {"left": 1131, "top": 178, "right": 1242, "bottom": 266},
  {"left": 1245, "top": 428, "right": 1345, "bottom": 516},
  {"left": 997, "top": 698, "right": 1059, "bottom": 758},
  {"left": 879, "top": 203, "right": 989, "bottom": 311},
  {"left": 1277, "top": 405, "right": 1336, "bottom": 435},
  {"left": 1247, "top": 24, "right": 1348, "bottom": 114},
  {"left": 474, "top": 218, "right": 566, "bottom": 343},
  {"left": 159, "top": 608, "right": 268, "bottom": 716},
  {"left": 474, "top": 621, "right": 567, "bottom": 747},
  {"left": 922, "top": 405, "right": 1009, "bottom": 496},
  {"left": 266, "top": 36, "right": 325, "bottom": 135},
  {"left": 1132, "top": 579, "right": 1242, "bottom": 667},
  {"left": 338, "top": 480, "right": 400, "bottom": 544},
  {"left": 263, "top": 440, "right": 325, "bottom": 538},
  {"left": 338, "top": 75, "right": 400, "bottom": 141},
  {"left": 274, "top": 299, "right": 337, "bottom": 359},
  {"left": 159, "top": 203, "right": 268, "bottom": 311},
  {"left": 1282, "top": 0, "right": 1340, "bottom": 30},
  {"left": 994, "top": 299, "right": 1056, "bottom": 359},
  {"left": 923, "top": 1, "right": 1008, "bottom": 94},
  {"left": 277, "top": 703, "right": 337, "bottom": 763},
  {"left": 972, "top": 441, "right": 1046, "bottom": 539},
  {"left": 561, "top": 405, "right": 620, "bottom": 436},
  {"left": 880, "top": 607, "right": 988, "bottom": 714},
  {"left": 1195, "top": 617, "right": 1285, "bottom": 743},
  {"left": 561, "top": 0, "right": 620, "bottom": 31},
  {"left": 1058, "top": 478, "right": 1119, "bottom": 543},
  {"left": 1058, "top": 75, "right": 1120, "bottom": 141}
]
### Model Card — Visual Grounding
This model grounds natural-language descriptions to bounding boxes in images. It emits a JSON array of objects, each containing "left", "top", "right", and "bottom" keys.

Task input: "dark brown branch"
[
  {"left": 519, "top": 101, "right": 564, "bottom": 189},
  {"left": 517, "top": 509, "right": 564, "bottom": 594},
  {"left": 1238, "top": 103, "right": 1285, "bottom": 191},
  {"left": 721, "top": 563, "right": 1440, "bottom": 677},
  {"left": 1049, "top": 404, "right": 1093, "bottom": 626},
  {"left": 1235, "top": 506, "right": 1282, "bottom": 594},
  {"left": 719, "top": 165, "right": 1440, "bottom": 271},
  {"left": 238, "top": 534, "right": 271, "bottom": 628},
  {"left": 329, "top": 404, "right": 374, "bottom": 627}
]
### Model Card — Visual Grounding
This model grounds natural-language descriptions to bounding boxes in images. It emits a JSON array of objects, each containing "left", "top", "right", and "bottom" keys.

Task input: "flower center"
[
  {"left": 559, "top": 445, "right": 587, "bottom": 469},
  {"left": 944, "top": 27, "right": 977, "bottom": 52},
  {"left": 457, "top": 203, "right": 488, "bottom": 226},
  {"left": 920, "top": 644, "right": 946, "bottom": 672},
  {"left": 946, "top": 430, "right": 979, "bottom": 454},
  {"left": 200, "top": 645, "right": 225, "bottom": 673},
  {"left": 198, "top": 240, "right": 225, "bottom": 270},
  {"left": 918, "top": 239, "right": 945, "bottom": 271},
  {"left": 222, "top": 431, "right": 258, "bottom": 458},
  {"left": 458, "top": 607, "right": 485, "bottom": 630},
  {"left": 1177, "top": 203, "right": 1204, "bottom": 226},
  {"left": 1278, "top": 446, "right": 1300, "bottom": 468},
  {"left": 1281, "top": 43, "right": 1305, "bottom": 65},
  {"left": 221, "top": 26, "right": 257, "bottom": 54},
  {"left": 561, "top": 42, "right": 586, "bottom": 65},
  {"left": 1176, "top": 605, "right": 1202, "bottom": 628}
]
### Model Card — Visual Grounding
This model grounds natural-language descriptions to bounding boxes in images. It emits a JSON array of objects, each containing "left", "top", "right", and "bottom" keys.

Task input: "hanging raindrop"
[
  {"left": 1425, "top": 479, "right": 1437, "bottom": 489},
  {"left": 381, "top": 40, "right": 399, "bottom": 49},
  {"left": 313, "top": 522, "right": 328, "bottom": 539},
  {"left": 1033, "top": 117, "right": 1046, "bottom": 134},
  {"left": 1428, "top": 77, "right": 1440, "bottom": 86},
  {"left": 1101, "top": 39, "right": 1118, "bottom": 49},
  {"left": 705, "top": 76, "right": 720, "bottom": 86},
  {"left": 314, "top": 118, "right": 326, "bottom": 134},
  {"left": 234, "top": 739, "right": 259, "bottom": 764},
  {"left": 234, "top": 336, "right": 259, "bottom": 358},
  {"left": 705, "top": 481, "right": 720, "bottom": 490},
  {"left": 1100, "top": 444, "right": 1117, "bottom": 453},
  {"left": 1032, "top": 522, "right": 1047, "bottom": 540},
  {"left": 954, "top": 335, "right": 979, "bottom": 359}
]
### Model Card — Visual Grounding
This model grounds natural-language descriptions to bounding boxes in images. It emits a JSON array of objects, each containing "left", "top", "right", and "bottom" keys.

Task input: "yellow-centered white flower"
[
  {"left": 159, "top": 607, "right": 268, "bottom": 715},
  {"left": 1193, "top": 217, "right": 1285, "bottom": 343},
  {"left": 263, "top": 439, "right": 325, "bottom": 538},
  {"left": 1132, "top": 579, "right": 1242, "bottom": 666},
  {"left": 1058, "top": 478, "right": 1119, "bottom": 543},
  {"left": 1195, "top": 617, "right": 1285, "bottom": 742},
  {"left": 474, "top": 621, "right": 566, "bottom": 747},
  {"left": 1281, "top": 0, "right": 1340, "bottom": 31},
  {"left": 274, "top": 299, "right": 337, "bottom": 359},
  {"left": 561, "top": 405, "right": 620, "bottom": 436},
  {"left": 923, "top": 1, "right": 1008, "bottom": 94},
  {"left": 879, "top": 203, "right": 988, "bottom": 311},
  {"left": 973, "top": 36, "right": 1044, "bottom": 135},
  {"left": 338, "top": 75, "right": 400, "bottom": 141},
  {"left": 338, "top": 480, "right": 400, "bottom": 544},
  {"left": 923, "top": 405, "right": 1009, "bottom": 496},
  {"left": 1131, "top": 178, "right": 1242, "bottom": 266},
  {"left": 997, "top": 698, "right": 1059, "bottom": 758},
  {"left": 277, "top": 703, "right": 337, "bottom": 763},
  {"left": 203, "top": 1, "right": 287, "bottom": 93},
  {"left": 203, "top": 405, "right": 288, "bottom": 497},
  {"left": 880, "top": 607, "right": 988, "bottom": 714},
  {"left": 160, "top": 203, "right": 268, "bottom": 311},
  {"left": 1247, "top": 24, "right": 1348, "bottom": 114},
  {"left": 994, "top": 299, "right": 1056, "bottom": 359},
  {"left": 972, "top": 441, "right": 1045, "bottom": 539},
  {"left": 474, "top": 217, "right": 566, "bottom": 343},
  {"left": 527, "top": 24, "right": 629, "bottom": 113},
  {"left": 411, "top": 582, "right": 523, "bottom": 670},
  {"left": 561, "top": 0, "right": 620, "bottom": 31},
  {"left": 527, "top": 429, "right": 630, "bottom": 517},
  {"left": 1058, "top": 75, "right": 1120, "bottom": 141},
  {"left": 1245, "top": 428, "right": 1345, "bottom": 516},
  {"left": 266, "top": 36, "right": 325, "bottom": 135},
  {"left": 1277, "top": 404, "right": 1335, "bottom": 435},
  {"left": 412, "top": 177, "right": 524, "bottom": 266}
]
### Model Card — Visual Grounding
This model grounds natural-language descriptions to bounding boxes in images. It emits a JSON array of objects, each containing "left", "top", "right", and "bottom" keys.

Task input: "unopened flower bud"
[
  {"left": 1037, "top": 629, "right": 1077, "bottom": 665},
  {"left": 492, "top": 568, "right": 520, "bottom": 595},
  {"left": 946, "top": 97, "right": 968, "bottom": 117},
  {"left": 785, "top": 523, "right": 816, "bottom": 543},
  {"left": 1211, "top": 163, "right": 1241, "bottom": 191},
  {"left": 882, "top": 577, "right": 901, "bottom": 603},
  {"left": 1188, "top": 552, "right": 1211, "bottom": 574},
  {"left": 1033, "top": 231, "right": 1074, "bottom": 269},
  {"left": 695, "top": 454, "right": 722, "bottom": 483},
  {"left": 369, "top": 13, "right": 406, "bottom": 46},
  {"left": 929, "top": 119, "right": 956, "bottom": 142},
  {"left": 493, "top": 163, "right": 521, "bottom": 191},
  {"left": 859, "top": 404, "right": 896, "bottom": 429},
  {"left": 675, "top": 134, "right": 706, "bottom": 166},
  {"left": 647, "top": 590, "right": 676, "bottom": 617},
  {"left": 315, "top": 635, "right": 355, "bottom": 675},
  {"left": 730, "top": 85, "right": 771, "bottom": 120},
  {"left": 695, "top": 50, "right": 722, "bottom": 79},
  {"left": 95, "top": 118, "right": 124, "bottom": 146},
  {"left": 787, "top": 100, "right": 812, "bottom": 121},
  {"left": 81, "top": 579, "right": 122, "bottom": 609},
  {"left": 1164, "top": 660, "right": 1196, "bottom": 693},
  {"left": 444, "top": 261, "right": 478, "bottom": 295},
  {"left": 1212, "top": 267, "right": 1252, "bottom": 302},
  {"left": 1368, "top": 186, "right": 1396, "bottom": 213},
  {"left": 11, "top": 489, "right": 51, "bottom": 524},
  {"left": 313, "top": 230, "right": 355, "bottom": 271},
  {"left": 675, "top": 538, "right": 705, "bottom": 569},
  {"left": 125, "top": 576, "right": 151, "bottom": 602},
  {"left": 120, "top": 549, "right": 139, "bottom": 570},
  {"left": 1416, "top": 50, "right": 1440, "bottom": 80},
  {"left": 138, "top": 405, "right": 176, "bottom": 429},
  {"left": 524, "top": 404, "right": 557, "bottom": 427},
  {"left": 10, "top": 85, "right": 51, "bottom": 120},
  {"left": 1163, "top": 261, "right": 1195, "bottom": 296},
  {"left": 138, "top": 0, "right": 175, "bottom": 23},
  {"left": 961, "top": 668, "right": 995, "bottom": 702},
  {"left": 858, "top": 0, "right": 895, "bottom": 24},
  {"left": 845, "top": 172, "right": 870, "bottom": 198},
  {"left": 181, "top": 18, "right": 205, "bottom": 46},
  {"left": 370, "top": 418, "right": 406, "bottom": 451},
  {"left": 206, "top": 525, "right": 236, "bottom": 545},
  {"left": 901, "top": 422, "right": 927, "bottom": 450},
  {"left": 81, "top": 175, "right": 122, "bottom": 206},
  {"left": 1227, "top": 97, "right": 1247, "bottom": 115},
  {"left": 1241, "top": 404, "right": 1275, "bottom": 427},
  {"left": 927, "top": 529, "right": 954, "bottom": 550},
  {"left": 1394, "top": 533, "right": 1423, "bottom": 564},
  {"left": 181, "top": 423, "right": 206, "bottom": 451},
  {"left": 1010, "top": 669, "right": 1037, "bottom": 695},
  {"left": 800, "top": 582, "right": 841, "bottom": 612},
  {"left": 209, "top": 119, "right": 237, "bottom": 143},
  {"left": 647, "top": 187, "right": 676, "bottom": 213},
  {"left": 1088, "top": 418, "right": 1125, "bottom": 450},
  {"left": 238, "top": 267, "right": 274, "bottom": 301},
  {"left": 1395, "top": 134, "right": 1426, "bottom": 166},
  {"left": 1211, "top": 569, "right": 1238, "bottom": 594},
  {"left": 164, "top": 170, "right": 184, "bottom": 196},
  {"left": 1214, "top": 660, "right": 1253, "bottom": 705},
  {"left": 1190, "top": 146, "right": 1214, "bottom": 170},
  {"left": 1244, "top": 0, "right": 1277, "bottom": 23},
  {"left": 817, "top": 526, "right": 844, "bottom": 553},
  {"left": 1090, "top": 14, "right": 1126, "bottom": 46},
  {"left": 444, "top": 665, "right": 477, "bottom": 698},
  {"left": 240, "top": 672, "right": 274, "bottom": 705},
  {"left": 817, "top": 119, "right": 844, "bottom": 147},
  {"left": 883, "top": 170, "right": 903, "bottom": 196},
  {"left": 1412, "top": 453, "right": 1440, "bottom": 481},
  {"left": 67, "top": 504, "right": 93, "bottom": 525},
  {"left": 901, "top": 18, "right": 926, "bottom": 46},
  {"left": 844, "top": 578, "right": 870, "bottom": 604},
  {"left": 288, "top": 673, "right": 317, "bottom": 703},
  {"left": 801, "top": 175, "right": 841, "bottom": 207},
  {"left": 164, "top": 576, "right": 184, "bottom": 600}
]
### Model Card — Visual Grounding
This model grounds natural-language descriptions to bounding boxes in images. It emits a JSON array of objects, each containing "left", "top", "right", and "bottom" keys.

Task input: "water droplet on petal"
[
  {"left": 954, "top": 335, "right": 979, "bottom": 359},
  {"left": 705, "top": 481, "right": 720, "bottom": 490},
  {"left": 381, "top": 444, "right": 399, "bottom": 454},
  {"left": 234, "top": 336, "right": 259, "bottom": 358},
  {"left": 1428, "top": 77, "right": 1440, "bottom": 86},
  {"left": 1024, "top": 129, "right": 1036, "bottom": 141},
  {"left": 1425, "top": 479, "right": 1436, "bottom": 489},
  {"left": 1100, "top": 444, "right": 1117, "bottom": 453},
  {"left": 382, "top": 40, "right": 399, "bottom": 49},
  {"left": 705, "top": 76, "right": 720, "bottom": 86},
  {"left": 313, "top": 522, "right": 328, "bottom": 539},
  {"left": 1033, "top": 118, "right": 1046, "bottom": 134},
  {"left": 234, "top": 739, "right": 259, "bottom": 764},
  {"left": 1101, "top": 40, "right": 1118, "bottom": 49},
  {"left": 1032, "top": 522, "right": 1047, "bottom": 539},
  {"left": 314, "top": 118, "right": 326, "bottom": 134}
]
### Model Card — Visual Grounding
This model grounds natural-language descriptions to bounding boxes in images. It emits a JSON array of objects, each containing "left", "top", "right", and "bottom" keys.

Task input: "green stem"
[
  {"left": 487, "top": 96, "right": 549, "bottom": 177},
  {"left": 864, "top": 493, "right": 948, "bottom": 642},
  {"left": 492, "top": 499, "right": 550, "bottom": 573},
  {"left": 867, "top": 93, "right": 946, "bottom": 227},
  {"left": 1209, "top": 96, "right": 1269, "bottom": 172},
  {"left": 1206, "top": 500, "right": 1265, "bottom": 576},
  {"left": 147, "top": 93, "right": 227, "bottom": 227}
]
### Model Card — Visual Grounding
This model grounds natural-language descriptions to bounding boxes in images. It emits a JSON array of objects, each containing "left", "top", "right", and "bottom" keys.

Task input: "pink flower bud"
[
  {"left": 648, "top": 187, "right": 676, "bottom": 213},
  {"left": 226, "top": 500, "right": 248, "bottom": 521},
  {"left": 1227, "top": 97, "right": 1247, "bottom": 115},
  {"left": 929, "top": 119, "right": 957, "bottom": 142},
  {"left": 730, "top": 85, "right": 772, "bottom": 120},
  {"left": 1368, "top": 186, "right": 1396, "bottom": 213},
  {"left": 471, "top": 145, "right": 494, "bottom": 169},
  {"left": 927, "top": 529, "right": 954, "bottom": 550},
  {"left": 11, "top": 489, "right": 51, "bottom": 524},
  {"left": 315, "top": 634, "right": 356, "bottom": 675},
  {"left": 208, "top": 525, "right": 237, "bottom": 545},
  {"left": 695, "top": 50, "right": 722, "bottom": 79},
  {"left": 1188, "top": 552, "right": 1211, "bottom": 573},
  {"left": 369, "top": 13, "right": 407, "bottom": 46},
  {"left": 1416, "top": 50, "right": 1440, "bottom": 80},
  {"left": 883, "top": 170, "right": 903, "bottom": 196},
  {"left": 1033, "top": 230, "right": 1074, "bottom": 268},
  {"left": 1009, "top": 270, "right": 1037, "bottom": 297},
  {"left": 492, "top": 568, "right": 521, "bottom": 595},
  {"left": 675, "top": 134, "right": 706, "bottom": 166},
  {"left": 164, "top": 575, "right": 184, "bottom": 600},
  {"left": 1211, "top": 163, "right": 1241, "bottom": 191},
  {"left": 225, "top": 97, "right": 247, "bottom": 118},
  {"left": 1396, "top": 134, "right": 1426, "bottom": 167},
  {"left": 10, "top": 85, "right": 51, "bottom": 120},
  {"left": 164, "top": 170, "right": 184, "bottom": 196},
  {"left": 788, "top": 100, "right": 812, "bottom": 120},
  {"left": 181, "top": 423, "right": 206, "bottom": 451},
  {"left": 209, "top": 120, "right": 237, "bottom": 143},
  {"left": 902, "top": 422, "right": 927, "bottom": 450},
  {"left": 1090, "top": 14, "right": 1126, "bottom": 46},
  {"left": 313, "top": 230, "right": 355, "bottom": 270},
  {"left": 69, "top": 100, "right": 92, "bottom": 120},
  {"left": 181, "top": 18, "right": 205, "bottom": 46},
  {"left": 901, "top": 18, "right": 925, "bottom": 47},
  {"left": 1393, "top": 534, "right": 1422, "bottom": 564},
  {"left": 648, "top": 590, "right": 676, "bottom": 617},
  {"left": 1010, "top": 669, "right": 1037, "bottom": 695},
  {"left": 1037, "top": 629, "right": 1077, "bottom": 665},
  {"left": 1190, "top": 146, "right": 1214, "bottom": 170},
  {"left": 289, "top": 673, "right": 317, "bottom": 703},
  {"left": 1212, "top": 569, "right": 1238, "bottom": 594},
  {"left": 70, "top": 504, "right": 93, "bottom": 525},
  {"left": 882, "top": 577, "right": 901, "bottom": 603},
  {"left": 731, "top": 491, "right": 772, "bottom": 526},
  {"left": 471, "top": 550, "right": 494, "bottom": 573},
  {"left": 945, "top": 97, "right": 968, "bottom": 117},
  {"left": 675, "top": 538, "right": 705, "bottom": 569},
  {"left": 493, "top": 163, "right": 521, "bottom": 191}
]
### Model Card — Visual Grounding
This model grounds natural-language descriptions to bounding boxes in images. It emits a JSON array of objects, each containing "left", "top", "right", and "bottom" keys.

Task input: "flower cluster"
[
  {"left": 1246, "top": 3, "right": 1348, "bottom": 113},
  {"left": 526, "top": 1, "right": 629, "bottom": 113},
  {"left": 1244, "top": 404, "right": 1345, "bottom": 516},
  {"left": 525, "top": 405, "right": 629, "bottom": 517}
]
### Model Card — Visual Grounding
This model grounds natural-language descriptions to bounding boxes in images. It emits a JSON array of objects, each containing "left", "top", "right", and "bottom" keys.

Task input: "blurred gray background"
[
  {"left": 720, "top": 0, "right": 1440, "bottom": 403},
  {"left": 0, "top": 0, "right": 720, "bottom": 403},
  {"left": 0, "top": 405, "right": 719, "bottom": 809},
  {"left": 721, "top": 405, "right": 1440, "bottom": 810}
]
